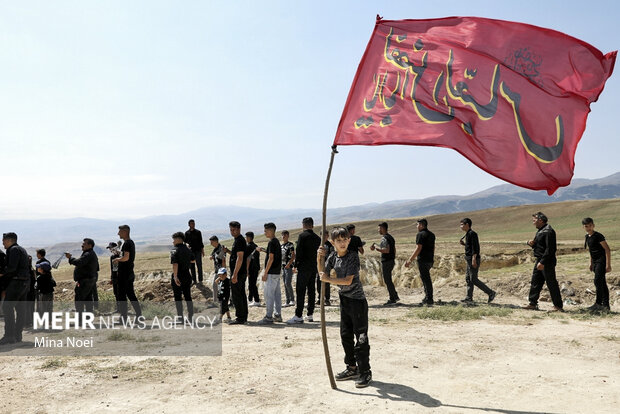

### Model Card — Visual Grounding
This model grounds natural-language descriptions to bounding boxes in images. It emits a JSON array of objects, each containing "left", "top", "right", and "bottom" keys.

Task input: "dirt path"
[{"left": 1, "top": 287, "right": 618, "bottom": 413}]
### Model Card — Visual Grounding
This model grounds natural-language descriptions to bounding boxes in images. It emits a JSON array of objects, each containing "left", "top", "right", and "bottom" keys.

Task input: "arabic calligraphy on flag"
[{"left": 334, "top": 16, "right": 616, "bottom": 194}]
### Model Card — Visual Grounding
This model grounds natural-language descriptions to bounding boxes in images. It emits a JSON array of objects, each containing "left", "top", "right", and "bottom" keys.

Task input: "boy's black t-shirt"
[
  {"left": 585, "top": 231, "right": 606, "bottom": 262},
  {"left": 416, "top": 229, "right": 435, "bottom": 263},
  {"left": 265, "top": 238, "right": 282, "bottom": 274},
  {"left": 119, "top": 239, "right": 136, "bottom": 278},
  {"left": 217, "top": 277, "right": 231, "bottom": 302},
  {"left": 230, "top": 235, "right": 248, "bottom": 276},
  {"left": 325, "top": 250, "right": 365, "bottom": 300}
]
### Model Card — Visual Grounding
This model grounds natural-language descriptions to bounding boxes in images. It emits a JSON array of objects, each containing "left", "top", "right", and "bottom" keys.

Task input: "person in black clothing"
[
  {"left": 523, "top": 212, "right": 563, "bottom": 311},
  {"left": 185, "top": 219, "right": 205, "bottom": 284},
  {"left": 287, "top": 217, "right": 321, "bottom": 324},
  {"left": 35, "top": 249, "right": 56, "bottom": 318},
  {"left": 281, "top": 230, "right": 296, "bottom": 307},
  {"left": 209, "top": 235, "right": 226, "bottom": 304},
  {"left": 113, "top": 225, "right": 142, "bottom": 321},
  {"left": 582, "top": 217, "right": 612, "bottom": 311},
  {"left": 245, "top": 231, "right": 261, "bottom": 306},
  {"left": 405, "top": 219, "right": 436, "bottom": 306},
  {"left": 24, "top": 255, "right": 36, "bottom": 327},
  {"left": 0, "top": 232, "right": 31, "bottom": 345},
  {"left": 459, "top": 218, "right": 495, "bottom": 303},
  {"left": 66, "top": 238, "right": 99, "bottom": 317},
  {"left": 216, "top": 267, "right": 231, "bottom": 322},
  {"left": 228, "top": 221, "right": 248, "bottom": 324},
  {"left": 346, "top": 224, "right": 365, "bottom": 255},
  {"left": 318, "top": 226, "right": 372, "bottom": 388},
  {"left": 316, "top": 230, "right": 333, "bottom": 306},
  {"left": 170, "top": 232, "right": 194, "bottom": 322},
  {"left": 106, "top": 242, "right": 121, "bottom": 312},
  {"left": 371, "top": 222, "right": 399, "bottom": 305}
]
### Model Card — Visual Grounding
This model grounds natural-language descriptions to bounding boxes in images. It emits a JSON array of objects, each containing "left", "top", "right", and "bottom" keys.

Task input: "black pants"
[
  {"left": 316, "top": 274, "right": 331, "bottom": 301},
  {"left": 248, "top": 268, "right": 260, "bottom": 302},
  {"left": 171, "top": 278, "right": 194, "bottom": 320},
  {"left": 231, "top": 273, "right": 248, "bottom": 322},
  {"left": 75, "top": 277, "right": 96, "bottom": 315},
  {"left": 418, "top": 261, "right": 434, "bottom": 303},
  {"left": 2, "top": 279, "right": 29, "bottom": 341},
  {"left": 190, "top": 253, "right": 204, "bottom": 283},
  {"left": 117, "top": 276, "right": 142, "bottom": 318},
  {"left": 295, "top": 269, "right": 316, "bottom": 318},
  {"left": 465, "top": 256, "right": 492, "bottom": 299},
  {"left": 381, "top": 259, "right": 399, "bottom": 301},
  {"left": 340, "top": 294, "right": 370, "bottom": 373},
  {"left": 528, "top": 260, "right": 563, "bottom": 308},
  {"left": 593, "top": 259, "right": 610, "bottom": 307},
  {"left": 111, "top": 276, "right": 119, "bottom": 310},
  {"left": 37, "top": 292, "right": 54, "bottom": 317}
]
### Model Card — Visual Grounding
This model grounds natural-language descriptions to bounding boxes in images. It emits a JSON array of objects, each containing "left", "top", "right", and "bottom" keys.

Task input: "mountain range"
[{"left": 4, "top": 172, "right": 620, "bottom": 250}]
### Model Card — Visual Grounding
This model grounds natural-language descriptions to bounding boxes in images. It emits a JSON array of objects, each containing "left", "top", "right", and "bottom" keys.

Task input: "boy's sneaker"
[
  {"left": 488, "top": 291, "right": 496, "bottom": 303},
  {"left": 325, "top": 300, "right": 331, "bottom": 306},
  {"left": 257, "top": 317, "right": 274, "bottom": 325},
  {"left": 286, "top": 315, "right": 304, "bottom": 324},
  {"left": 460, "top": 297, "right": 473, "bottom": 304},
  {"left": 273, "top": 314, "right": 283, "bottom": 322},
  {"left": 335, "top": 366, "right": 359, "bottom": 381},
  {"left": 305, "top": 315, "right": 314, "bottom": 322},
  {"left": 355, "top": 371, "right": 372, "bottom": 388}
]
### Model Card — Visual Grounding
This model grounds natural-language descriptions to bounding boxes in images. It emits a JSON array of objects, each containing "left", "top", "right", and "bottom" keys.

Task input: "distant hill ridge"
[{"left": 4, "top": 172, "right": 620, "bottom": 247}]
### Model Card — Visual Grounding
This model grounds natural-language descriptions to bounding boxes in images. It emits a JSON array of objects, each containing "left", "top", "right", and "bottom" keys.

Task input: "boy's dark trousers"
[
  {"left": 593, "top": 259, "right": 609, "bottom": 307},
  {"left": 231, "top": 273, "right": 248, "bottom": 322},
  {"left": 295, "top": 269, "right": 316, "bottom": 317},
  {"left": 465, "top": 256, "right": 492, "bottom": 299},
  {"left": 248, "top": 268, "right": 260, "bottom": 302},
  {"left": 528, "top": 260, "right": 563, "bottom": 308},
  {"left": 417, "top": 261, "right": 434, "bottom": 303},
  {"left": 339, "top": 294, "right": 370, "bottom": 374},
  {"left": 37, "top": 292, "right": 54, "bottom": 316},
  {"left": 382, "top": 259, "right": 399, "bottom": 301},
  {"left": 316, "top": 275, "right": 330, "bottom": 302},
  {"left": 171, "top": 277, "right": 194, "bottom": 320}
]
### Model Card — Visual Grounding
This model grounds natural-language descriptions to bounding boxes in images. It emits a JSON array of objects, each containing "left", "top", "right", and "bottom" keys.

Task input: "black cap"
[{"left": 106, "top": 242, "right": 118, "bottom": 249}]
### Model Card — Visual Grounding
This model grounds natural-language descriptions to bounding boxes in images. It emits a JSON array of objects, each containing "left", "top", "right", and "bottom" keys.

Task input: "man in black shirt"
[
  {"left": 106, "top": 242, "right": 121, "bottom": 312},
  {"left": 405, "top": 219, "right": 436, "bottom": 306},
  {"left": 287, "top": 217, "right": 321, "bottom": 324},
  {"left": 228, "top": 221, "right": 248, "bottom": 324},
  {"left": 582, "top": 217, "right": 612, "bottom": 311},
  {"left": 371, "top": 222, "right": 399, "bottom": 305},
  {"left": 0, "top": 232, "right": 31, "bottom": 345},
  {"left": 523, "top": 212, "right": 563, "bottom": 311},
  {"left": 170, "top": 232, "right": 194, "bottom": 322},
  {"left": 257, "top": 223, "right": 282, "bottom": 324},
  {"left": 245, "top": 231, "right": 261, "bottom": 306},
  {"left": 113, "top": 225, "right": 142, "bottom": 321},
  {"left": 281, "top": 230, "right": 296, "bottom": 307},
  {"left": 209, "top": 235, "right": 226, "bottom": 304},
  {"left": 459, "top": 218, "right": 495, "bottom": 303},
  {"left": 346, "top": 224, "right": 365, "bottom": 255},
  {"left": 185, "top": 219, "right": 205, "bottom": 284},
  {"left": 66, "top": 238, "right": 99, "bottom": 316}
]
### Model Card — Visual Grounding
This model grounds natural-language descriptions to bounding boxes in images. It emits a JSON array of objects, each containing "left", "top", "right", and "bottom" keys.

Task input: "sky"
[{"left": 0, "top": 0, "right": 618, "bottom": 220}]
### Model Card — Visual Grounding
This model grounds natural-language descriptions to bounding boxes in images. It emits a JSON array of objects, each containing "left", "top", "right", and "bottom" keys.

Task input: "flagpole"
[{"left": 321, "top": 144, "right": 338, "bottom": 390}]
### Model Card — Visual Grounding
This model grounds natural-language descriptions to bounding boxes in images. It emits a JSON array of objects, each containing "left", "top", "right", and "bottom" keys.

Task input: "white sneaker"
[
  {"left": 288, "top": 301, "right": 295, "bottom": 306},
  {"left": 250, "top": 301, "right": 260, "bottom": 307},
  {"left": 305, "top": 315, "right": 314, "bottom": 322},
  {"left": 286, "top": 315, "right": 304, "bottom": 324}
]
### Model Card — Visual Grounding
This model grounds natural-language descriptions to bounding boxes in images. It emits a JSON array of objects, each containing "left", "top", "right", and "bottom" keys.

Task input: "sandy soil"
[{"left": 0, "top": 285, "right": 618, "bottom": 414}]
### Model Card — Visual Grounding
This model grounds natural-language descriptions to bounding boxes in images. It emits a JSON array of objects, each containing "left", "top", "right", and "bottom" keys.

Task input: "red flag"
[{"left": 334, "top": 16, "right": 616, "bottom": 194}]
